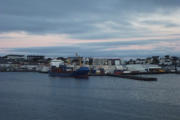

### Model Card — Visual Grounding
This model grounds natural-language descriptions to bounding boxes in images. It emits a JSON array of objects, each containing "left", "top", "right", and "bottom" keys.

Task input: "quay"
[{"left": 107, "top": 74, "right": 157, "bottom": 81}]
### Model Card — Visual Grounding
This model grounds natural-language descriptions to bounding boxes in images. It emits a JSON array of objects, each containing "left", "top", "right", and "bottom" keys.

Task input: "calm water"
[{"left": 0, "top": 72, "right": 180, "bottom": 120}]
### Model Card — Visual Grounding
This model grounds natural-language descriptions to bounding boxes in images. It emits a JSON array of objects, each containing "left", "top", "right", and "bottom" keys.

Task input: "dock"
[{"left": 107, "top": 74, "right": 157, "bottom": 81}]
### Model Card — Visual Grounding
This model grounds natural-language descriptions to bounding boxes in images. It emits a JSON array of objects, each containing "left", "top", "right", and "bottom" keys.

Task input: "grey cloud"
[
  {"left": 9, "top": 46, "right": 180, "bottom": 57},
  {"left": 0, "top": 0, "right": 180, "bottom": 56},
  {"left": 79, "top": 39, "right": 179, "bottom": 47},
  {"left": 141, "top": 20, "right": 180, "bottom": 28},
  {"left": 1, "top": 0, "right": 180, "bottom": 36},
  {"left": 0, "top": 14, "right": 97, "bottom": 34},
  {"left": 5, "top": 37, "right": 179, "bottom": 57}
]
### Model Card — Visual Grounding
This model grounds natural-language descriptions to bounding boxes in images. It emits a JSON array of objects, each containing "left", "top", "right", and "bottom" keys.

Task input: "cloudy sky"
[{"left": 0, "top": 0, "right": 180, "bottom": 57}]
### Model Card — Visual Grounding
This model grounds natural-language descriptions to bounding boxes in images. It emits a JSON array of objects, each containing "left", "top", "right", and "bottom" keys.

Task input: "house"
[
  {"left": 135, "top": 58, "right": 146, "bottom": 64},
  {"left": 27, "top": 55, "right": 45, "bottom": 62},
  {"left": 107, "top": 59, "right": 122, "bottom": 65},
  {"left": 126, "top": 64, "right": 147, "bottom": 73},
  {"left": 92, "top": 58, "right": 107, "bottom": 65},
  {"left": 159, "top": 57, "right": 172, "bottom": 65},
  {"left": 4, "top": 54, "right": 25, "bottom": 60},
  {"left": 67, "top": 56, "right": 82, "bottom": 66}
]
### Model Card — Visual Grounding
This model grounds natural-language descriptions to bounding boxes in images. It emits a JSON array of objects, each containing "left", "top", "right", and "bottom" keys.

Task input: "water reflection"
[{"left": 0, "top": 72, "right": 180, "bottom": 120}]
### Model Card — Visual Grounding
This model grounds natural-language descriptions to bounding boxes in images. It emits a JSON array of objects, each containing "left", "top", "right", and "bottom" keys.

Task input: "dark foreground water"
[{"left": 0, "top": 72, "right": 180, "bottom": 120}]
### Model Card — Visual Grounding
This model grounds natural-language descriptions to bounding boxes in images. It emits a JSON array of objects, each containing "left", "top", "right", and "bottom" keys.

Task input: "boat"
[
  {"left": 114, "top": 70, "right": 123, "bottom": 75},
  {"left": 49, "top": 65, "right": 74, "bottom": 77},
  {"left": 73, "top": 67, "right": 89, "bottom": 78},
  {"left": 49, "top": 59, "right": 89, "bottom": 78}
]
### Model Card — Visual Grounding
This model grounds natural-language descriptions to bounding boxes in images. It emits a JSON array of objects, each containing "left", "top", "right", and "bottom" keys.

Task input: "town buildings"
[{"left": 0, "top": 54, "right": 180, "bottom": 73}]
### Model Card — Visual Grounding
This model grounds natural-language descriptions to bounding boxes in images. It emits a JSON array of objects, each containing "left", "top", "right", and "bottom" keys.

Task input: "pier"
[{"left": 107, "top": 74, "right": 157, "bottom": 81}]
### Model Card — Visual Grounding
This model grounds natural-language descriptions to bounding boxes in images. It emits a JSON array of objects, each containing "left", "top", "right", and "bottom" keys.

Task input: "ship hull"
[
  {"left": 49, "top": 71, "right": 74, "bottom": 77},
  {"left": 73, "top": 71, "right": 89, "bottom": 78},
  {"left": 49, "top": 67, "right": 89, "bottom": 78},
  {"left": 73, "top": 67, "right": 89, "bottom": 78}
]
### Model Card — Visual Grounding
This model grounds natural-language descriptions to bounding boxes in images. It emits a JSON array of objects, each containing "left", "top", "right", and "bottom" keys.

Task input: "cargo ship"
[
  {"left": 73, "top": 67, "right": 89, "bottom": 78},
  {"left": 49, "top": 59, "right": 89, "bottom": 78},
  {"left": 49, "top": 65, "right": 74, "bottom": 77}
]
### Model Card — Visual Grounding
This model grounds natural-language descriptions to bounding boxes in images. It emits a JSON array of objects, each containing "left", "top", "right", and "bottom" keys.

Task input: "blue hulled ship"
[
  {"left": 49, "top": 59, "right": 89, "bottom": 78},
  {"left": 73, "top": 67, "right": 89, "bottom": 78}
]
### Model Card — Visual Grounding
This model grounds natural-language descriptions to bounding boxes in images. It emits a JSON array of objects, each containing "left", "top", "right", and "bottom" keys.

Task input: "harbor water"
[{"left": 0, "top": 72, "right": 180, "bottom": 120}]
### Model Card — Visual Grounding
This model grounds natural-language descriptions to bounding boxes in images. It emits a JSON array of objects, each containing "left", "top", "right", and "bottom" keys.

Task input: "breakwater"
[{"left": 107, "top": 74, "right": 157, "bottom": 81}]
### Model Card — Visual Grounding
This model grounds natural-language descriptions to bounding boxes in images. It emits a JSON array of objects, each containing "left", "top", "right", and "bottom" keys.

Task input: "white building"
[
  {"left": 93, "top": 58, "right": 107, "bottom": 65},
  {"left": 159, "top": 57, "right": 172, "bottom": 65},
  {"left": 50, "top": 59, "right": 64, "bottom": 67},
  {"left": 126, "top": 64, "right": 147, "bottom": 72}
]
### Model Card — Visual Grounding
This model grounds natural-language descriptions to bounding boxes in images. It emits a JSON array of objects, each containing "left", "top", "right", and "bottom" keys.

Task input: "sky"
[{"left": 0, "top": 0, "right": 180, "bottom": 57}]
